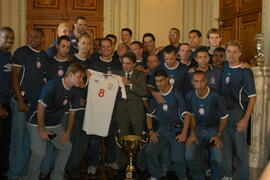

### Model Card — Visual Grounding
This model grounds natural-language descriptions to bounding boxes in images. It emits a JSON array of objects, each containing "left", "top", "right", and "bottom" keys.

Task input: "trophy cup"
[{"left": 115, "top": 130, "right": 149, "bottom": 180}]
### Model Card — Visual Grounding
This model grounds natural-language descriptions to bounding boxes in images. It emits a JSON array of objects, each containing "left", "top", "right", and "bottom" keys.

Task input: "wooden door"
[
  {"left": 219, "top": 0, "right": 262, "bottom": 63},
  {"left": 27, "top": 0, "right": 104, "bottom": 50}
]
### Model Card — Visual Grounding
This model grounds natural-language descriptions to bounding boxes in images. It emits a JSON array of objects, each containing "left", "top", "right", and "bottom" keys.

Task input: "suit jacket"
[{"left": 116, "top": 69, "right": 147, "bottom": 102}]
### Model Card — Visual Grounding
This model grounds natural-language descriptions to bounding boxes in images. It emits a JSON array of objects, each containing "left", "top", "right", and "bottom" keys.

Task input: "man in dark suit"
[{"left": 115, "top": 51, "right": 147, "bottom": 136}]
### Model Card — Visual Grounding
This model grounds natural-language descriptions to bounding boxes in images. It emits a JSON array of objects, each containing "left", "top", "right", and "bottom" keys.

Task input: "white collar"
[
  {"left": 229, "top": 63, "right": 241, "bottom": 69},
  {"left": 100, "top": 56, "right": 112, "bottom": 62},
  {"left": 125, "top": 70, "right": 134, "bottom": 76},
  {"left": 54, "top": 56, "right": 68, "bottom": 62},
  {"left": 160, "top": 85, "right": 173, "bottom": 96},
  {"left": 62, "top": 78, "right": 71, "bottom": 90},
  {"left": 164, "top": 61, "right": 179, "bottom": 70},
  {"left": 75, "top": 53, "right": 87, "bottom": 61},
  {"left": 27, "top": 45, "right": 40, "bottom": 53},
  {"left": 195, "top": 86, "right": 210, "bottom": 99}
]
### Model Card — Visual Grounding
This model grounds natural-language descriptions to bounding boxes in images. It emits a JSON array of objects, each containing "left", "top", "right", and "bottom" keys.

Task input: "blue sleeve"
[
  {"left": 46, "top": 46, "right": 57, "bottom": 59},
  {"left": 12, "top": 48, "right": 25, "bottom": 67},
  {"left": 148, "top": 69, "right": 156, "bottom": 88},
  {"left": 215, "top": 92, "right": 229, "bottom": 119},
  {"left": 147, "top": 98, "right": 157, "bottom": 117},
  {"left": 176, "top": 90, "right": 187, "bottom": 116},
  {"left": 38, "top": 83, "right": 54, "bottom": 107},
  {"left": 243, "top": 69, "right": 256, "bottom": 97},
  {"left": 69, "top": 88, "right": 82, "bottom": 111},
  {"left": 185, "top": 92, "right": 194, "bottom": 114}
]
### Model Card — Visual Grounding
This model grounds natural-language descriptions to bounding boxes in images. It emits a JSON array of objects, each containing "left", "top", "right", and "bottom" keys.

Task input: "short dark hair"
[
  {"left": 189, "top": 29, "right": 202, "bottom": 37},
  {"left": 122, "top": 51, "right": 136, "bottom": 63},
  {"left": 75, "top": 16, "right": 86, "bottom": 23},
  {"left": 154, "top": 69, "right": 168, "bottom": 78},
  {"left": 192, "top": 70, "right": 206, "bottom": 80},
  {"left": 0, "top": 27, "right": 14, "bottom": 35},
  {"left": 195, "top": 46, "right": 209, "bottom": 57},
  {"left": 57, "top": 35, "right": 71, "bottom": 45},
  {"left": 105, "top": 34, "right": 117, "bottom": 41},
  {"left": 179, "top": 43, "right": 191, "bottom": 49},
  {"left": 214, "top": 47, "right": 225, "bottom": 53},
  {"left": 32, "top": 28, "right": 45, "bottom": 37},
  {"left": 100, "top": 38, "right": 112, "bottom": 45},
  {"left": 163, "top": 45, "right": 177, "bottom": 55},
  {"left": 121, "top": 28, "right": 132, "bottom": 36},
  {"left": 143, "top": 33, "right": 156, "bottom": 42},
  {"left": 130, "top": 41, "right": 143, "bottom": 49}
]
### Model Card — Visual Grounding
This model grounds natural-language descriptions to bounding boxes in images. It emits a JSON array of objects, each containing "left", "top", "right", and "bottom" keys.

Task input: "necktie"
[{"left": 127, "top": 73, "right": 131, "bottom": 80}]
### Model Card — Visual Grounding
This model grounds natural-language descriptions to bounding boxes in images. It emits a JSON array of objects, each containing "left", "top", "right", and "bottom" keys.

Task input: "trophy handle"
[
  {"left": 140, "top": 131, "right": 149, "bottom": 149},
  {"left": 115, "top": 129, "right": 122, "bottom": 149}
]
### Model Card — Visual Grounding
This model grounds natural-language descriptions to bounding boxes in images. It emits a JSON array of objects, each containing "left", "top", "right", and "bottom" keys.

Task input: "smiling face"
[
  {"left": 155, "top": 75, "right": 169, "bottom": 92},
  {"left": 122, "top": 57, "right": 136, "bottom": 73},
  {"left": 0, "top": 30, "right": 14, "bottom": 51},
  {"left": 178, "top": 44, "right": 192, "bottom": 61},
  {"left": 101, "top": 40, "right": 113, "bottom": 57},
  {"left": 121, "top": 30, "right": 132, "bottom": 44},
  {"left": 208, "top": 33, "right": 222, "bottom": 48},
  {"left": 143, "top": 36, "right": 155, "bottom": 52},
  {"left": 28, "top": 30, "right": 44, "bottom": 49},
  {"left": 70, "top": 70, "right": 85, "bottom": 88},
  {"left": 168, "top": 29, "right": 180, "bottom": 45},
  {"left": 189, "top": 32, "right": 202, "bottom": 48},
  {"left": 225, "top": 45, "right": 241, "bottom": 64},
  {"left": 78, "top": 36, "right": 91, "bottom": 55}
]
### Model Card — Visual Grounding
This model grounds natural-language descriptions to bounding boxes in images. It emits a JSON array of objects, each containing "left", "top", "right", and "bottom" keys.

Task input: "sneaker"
[
  {"left": 39, "top": 172, "right": 49, "bottom": 179},
  {"left": 104, "top": 162, "right": 120, "bottom": 170},
  {"left": 205, "top": 168, "right": 212, "bottom": 177},
  {"left": 87, "top": 166, "right": 98, "bottom": 175},
  {"left": 148, "top": 177, "right": 158, "bottom": 180},
  {"left": 221, "top": 177, "right": 233, "bottom": 180}
]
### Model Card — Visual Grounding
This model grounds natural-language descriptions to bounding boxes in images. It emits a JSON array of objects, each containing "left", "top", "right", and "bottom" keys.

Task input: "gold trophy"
[{"left": 115, "top": 130, "right": 149, "bottom": 180}]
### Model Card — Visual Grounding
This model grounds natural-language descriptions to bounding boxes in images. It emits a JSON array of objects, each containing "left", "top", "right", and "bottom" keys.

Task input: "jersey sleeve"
[
  {"left": 38, "top": 83, "right": 54, "bottom": 107},
  {"left": 147, "top": 98, "right": 157, "bottom": 117},
  {"left": 185, "top": 92, "right": 194, "bottom": 115},
  {"left": 12, "top": 48, "right": 25, "bottom": 67},
  {"left": 175, "top": 89, "right": 188, "bottom": 117},
  {"left": 215, "top": 92, "right": 229, "bottom": 120},
  {"left": 69, "top": 89, "right": 81, "bottom": 111},
  {"left": 243, "top": 69, "right": 256, "bottom": 98}
]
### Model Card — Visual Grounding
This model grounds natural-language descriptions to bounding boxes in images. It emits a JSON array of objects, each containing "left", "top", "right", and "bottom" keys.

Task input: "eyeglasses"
[{"left": 168, "top": 32, "right": 177, "bottom": 36}]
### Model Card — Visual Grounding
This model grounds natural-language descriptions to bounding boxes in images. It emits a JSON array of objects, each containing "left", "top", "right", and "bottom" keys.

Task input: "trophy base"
[{"left": 117, "top": 169, "right": 140, "bottom": 180}]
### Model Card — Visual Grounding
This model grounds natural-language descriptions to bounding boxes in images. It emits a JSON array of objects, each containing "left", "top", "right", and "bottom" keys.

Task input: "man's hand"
[
  {"left": 149, "top": 131, "right": 159, "bottom": 143},
  {"left": 122, "top": 77, "right": 131, "bottom": 86},
  {"left": 58, "top": 132, "right": 70, "bottom": 144},
  {"left": 0, "top": 105, "right": 9, "bottom": 118},
  {"left": 186, "top": 133, "right": 198, "bottom": 146},
  {"left": 175, "top": 132, "right": 187, "bottom": 143},
  {"left": 18, "top": 100, "right": 28, "bottom": 112},
  {"left": 152, "top": 91, "right": 165, "bottom": 104},
  {"left": 240, "top": 62, "right": 250, "bottom": 69},
  {"left": 210, "top": 136, "right": 223, "bottom": 149},
  {"left": 236, "top": 118, "right": 248, "bottom": 132},
  {"left": 39, "top": 129, "right": 54, "bottom": 140}
]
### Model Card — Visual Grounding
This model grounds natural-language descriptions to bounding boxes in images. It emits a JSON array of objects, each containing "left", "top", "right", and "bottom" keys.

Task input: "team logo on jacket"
[
  {"left": 225, "top": 76, "right": 230, "bottom": 84},
  {"left": 36, "top": 60, "right": 42, "bottom": 69},
  {"left": 63, "top": 99, "right": 68, "bottom": 106},
  {"left": 199, "top": 107, "right": 205, "bottom": 115},
  {"left": 107, "top": 83, "right": 113, "bottom": 89},
  {"left": 169, "top": 78, "right": 175, "bottom": 85},
  {"left": 210, "top": 77, "right": 216, "bottom": 84},
  {"left": 163, "top": 104, "right": 168, "bottom": 111},
  {"left": 58, "top": 69, "right": 64, "bottom": 77}
]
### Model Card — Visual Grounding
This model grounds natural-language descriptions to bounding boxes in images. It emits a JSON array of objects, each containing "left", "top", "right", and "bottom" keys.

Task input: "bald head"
[{"left": 0, "top": 27, "right": 14, "bottom": 51}]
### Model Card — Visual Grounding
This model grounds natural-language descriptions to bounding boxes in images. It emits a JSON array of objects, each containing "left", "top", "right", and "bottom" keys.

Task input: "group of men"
[{"left": 0, "top": 15, "right": 256, "bottom": 180}]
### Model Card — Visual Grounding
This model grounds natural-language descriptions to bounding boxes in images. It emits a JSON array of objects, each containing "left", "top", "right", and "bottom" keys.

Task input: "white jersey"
[{"left": 83, "top": 69, "right": 126, "bottom": 137}]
